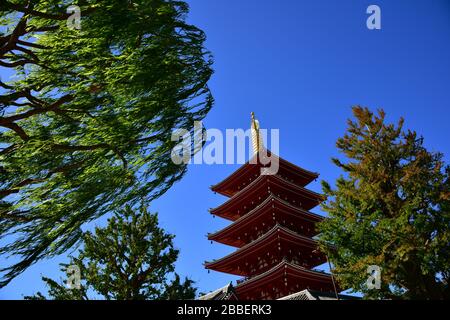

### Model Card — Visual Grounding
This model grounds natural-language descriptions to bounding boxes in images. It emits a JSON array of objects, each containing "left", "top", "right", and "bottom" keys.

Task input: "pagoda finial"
[{"left": 251, "top": 112, "right": 264, "bottom": 155}]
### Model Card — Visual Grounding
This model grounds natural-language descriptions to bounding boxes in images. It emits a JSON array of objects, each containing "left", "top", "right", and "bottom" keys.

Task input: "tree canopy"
[
  {"left": 319, "top": 106, "right": 450, "bottom": 299},
  {"left": 25, "top": 205, "right": 196, "bottom": 300},
  {"left": 0, "top": 0, "right": 213, "bottom": 287}
]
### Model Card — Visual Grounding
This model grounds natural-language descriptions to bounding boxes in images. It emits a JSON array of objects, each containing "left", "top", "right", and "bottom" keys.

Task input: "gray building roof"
[
  {"left": 198, "top": 282, "right": 238, "bottom": 300},
  {"left": 278, "top": 289, "right": 360, "bottom": 300},
  {"left": 199, "top": 283, "right": 359, "bottom": 301}
]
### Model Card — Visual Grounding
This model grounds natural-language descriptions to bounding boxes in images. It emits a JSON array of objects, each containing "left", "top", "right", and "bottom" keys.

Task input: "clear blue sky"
[{"left": 1, "top": 0, "right": 449, "bottom": 299}]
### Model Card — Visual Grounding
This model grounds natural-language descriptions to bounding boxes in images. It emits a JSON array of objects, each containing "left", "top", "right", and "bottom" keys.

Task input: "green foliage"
[
  {"left": 319, "top": 106, "right": 450, "bottom": 299},
  {"left": 160, "top": 273, "right": 197, "bottom": 300},
  {"left": 0, "top": 0, "right": 213, "bottom": 286},
  {"left": 24, "top": 273, "right": 89, "bottom": 300},
  {"left": 25, "top": 205, "right": 197, "bottom": 300}
]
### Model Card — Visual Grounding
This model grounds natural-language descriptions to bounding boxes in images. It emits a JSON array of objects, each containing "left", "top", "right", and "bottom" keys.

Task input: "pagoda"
[{"left": 203, "top": 113, "right": 338, "bottom": 300}]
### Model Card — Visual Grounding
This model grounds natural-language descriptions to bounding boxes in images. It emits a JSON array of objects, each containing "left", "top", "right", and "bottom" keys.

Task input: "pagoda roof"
[
  {"left": 198, "top": 282, "right": 238, "bottom": 300},
  {"left": 209, "top": 174, "right": 325, "bottom": 221},
  {"left": 208, "top": 194, "right": 324, "bottom": 247},
  {"left": 204, "top": 225, "right": 325, "bottom": 276},
  {"left": 211, "top": 152, "right": 319, "bottom": 197},
  {"left": 234, "top": 261, "right": 335, "bottom": 297}
]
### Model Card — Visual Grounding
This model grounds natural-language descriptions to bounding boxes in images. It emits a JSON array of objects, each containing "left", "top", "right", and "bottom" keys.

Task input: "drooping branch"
[
  {"left": 3, "top": 2, "right": 72, "bottom": 21},
  {"left": 52, "top": 143, "right": 128, "bottom": 169},
  {"left": 0, "top": 94, "right": 73, "bottom": 123},
  {"left": 0, "top": 58, "right": 34, "bottom": 68},
  {"left": 0, "top": 159, "right": 87, "bottom": 199},
  {"left": 0, "top": 144, "right": 17, "bottom": 156},
  {"left": 0, "top": 177, "right": 46, "bottom": 198},
  {"left": 0, "top": 17, "right": 28, "bottom": 57},
  {"left": 0, "top": 122, "right": 29, "bottom": 140},
  {"left": 0, "top": 89, "right": 44, "bottom": 106},
  {"left": 4, "top": 2, "right": 97, "bottom": 21}
]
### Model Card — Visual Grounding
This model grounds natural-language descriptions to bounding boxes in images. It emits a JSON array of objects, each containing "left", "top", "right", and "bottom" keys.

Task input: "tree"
[
  {"left": 0, "top": 0, "right": 213, "bottom": 286},
  {"left": 319, "top": 106, "right": 450, "bottom": 299},
  {"left": 25, "top": 205, "right": 196, "bottom": 300}
]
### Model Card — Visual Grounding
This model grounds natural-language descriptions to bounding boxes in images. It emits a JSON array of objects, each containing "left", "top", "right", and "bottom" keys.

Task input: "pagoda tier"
[
  {"left": 209, "top": 174, "right": 324, "bottom": 221},
  {"left": 205, "top": 225, "right": 326, "bottom": 277},
  {"left": 234, "top": 261, "right": 336, "bottom": 300},
  {"left": 211, "top": 153, "right": 318, "bottom": 197},
  {"left": 208, "top": 195, "right": 323, "bottom": 248}
]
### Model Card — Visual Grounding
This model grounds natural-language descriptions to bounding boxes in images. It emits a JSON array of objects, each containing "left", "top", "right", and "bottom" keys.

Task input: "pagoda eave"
[
  {"left": 211, "top": 151, "right": 319, "bottom": 197},
  {"left": 205, "top": 225, "right": 326, "bottom": 277},
  {"left": 208, "top": 195, "right": 324, "bottom": 247},
  {"left": 210, "top": 174, "right": 325, "bottom": 221},
  {"left": 235, "top": 261, "right": 336, "bottom": 299}
]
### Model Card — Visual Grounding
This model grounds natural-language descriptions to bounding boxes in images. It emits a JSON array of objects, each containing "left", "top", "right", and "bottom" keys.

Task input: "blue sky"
[{"left": 1, "top": 0, "right": 450, "bottom": 299}]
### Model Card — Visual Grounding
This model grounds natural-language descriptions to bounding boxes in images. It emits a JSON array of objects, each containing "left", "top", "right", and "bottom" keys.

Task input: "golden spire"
[{"left": 251, "top": 112, "right": 264, "bottom": 155}]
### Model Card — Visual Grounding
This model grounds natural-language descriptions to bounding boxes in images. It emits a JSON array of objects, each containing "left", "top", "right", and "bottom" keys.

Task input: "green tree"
[
  {"left": 25, "top": 205, "right": 196, "bottom": 300},
  {"left": 0, "top": 0, "right": 213, "bottom": 286},
  {"left": 319, "top": 106, "right": 450, "bottom": 299}
]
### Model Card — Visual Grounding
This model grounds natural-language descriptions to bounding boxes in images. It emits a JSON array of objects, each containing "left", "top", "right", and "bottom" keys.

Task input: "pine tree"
[
  {"left": 319, "top": 106, "right": 450, "bottom": 299},
  {"left": 0, "top": 0, "right": 213, "bottom": 286},
  {"left": 25, "top": 205, "right": 196, "bottom": 300}
]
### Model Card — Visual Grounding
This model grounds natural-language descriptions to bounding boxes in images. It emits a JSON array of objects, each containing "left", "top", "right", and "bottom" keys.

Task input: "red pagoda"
[{"left": 203, "top": 113, "right": 338, "bottom": 300}]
